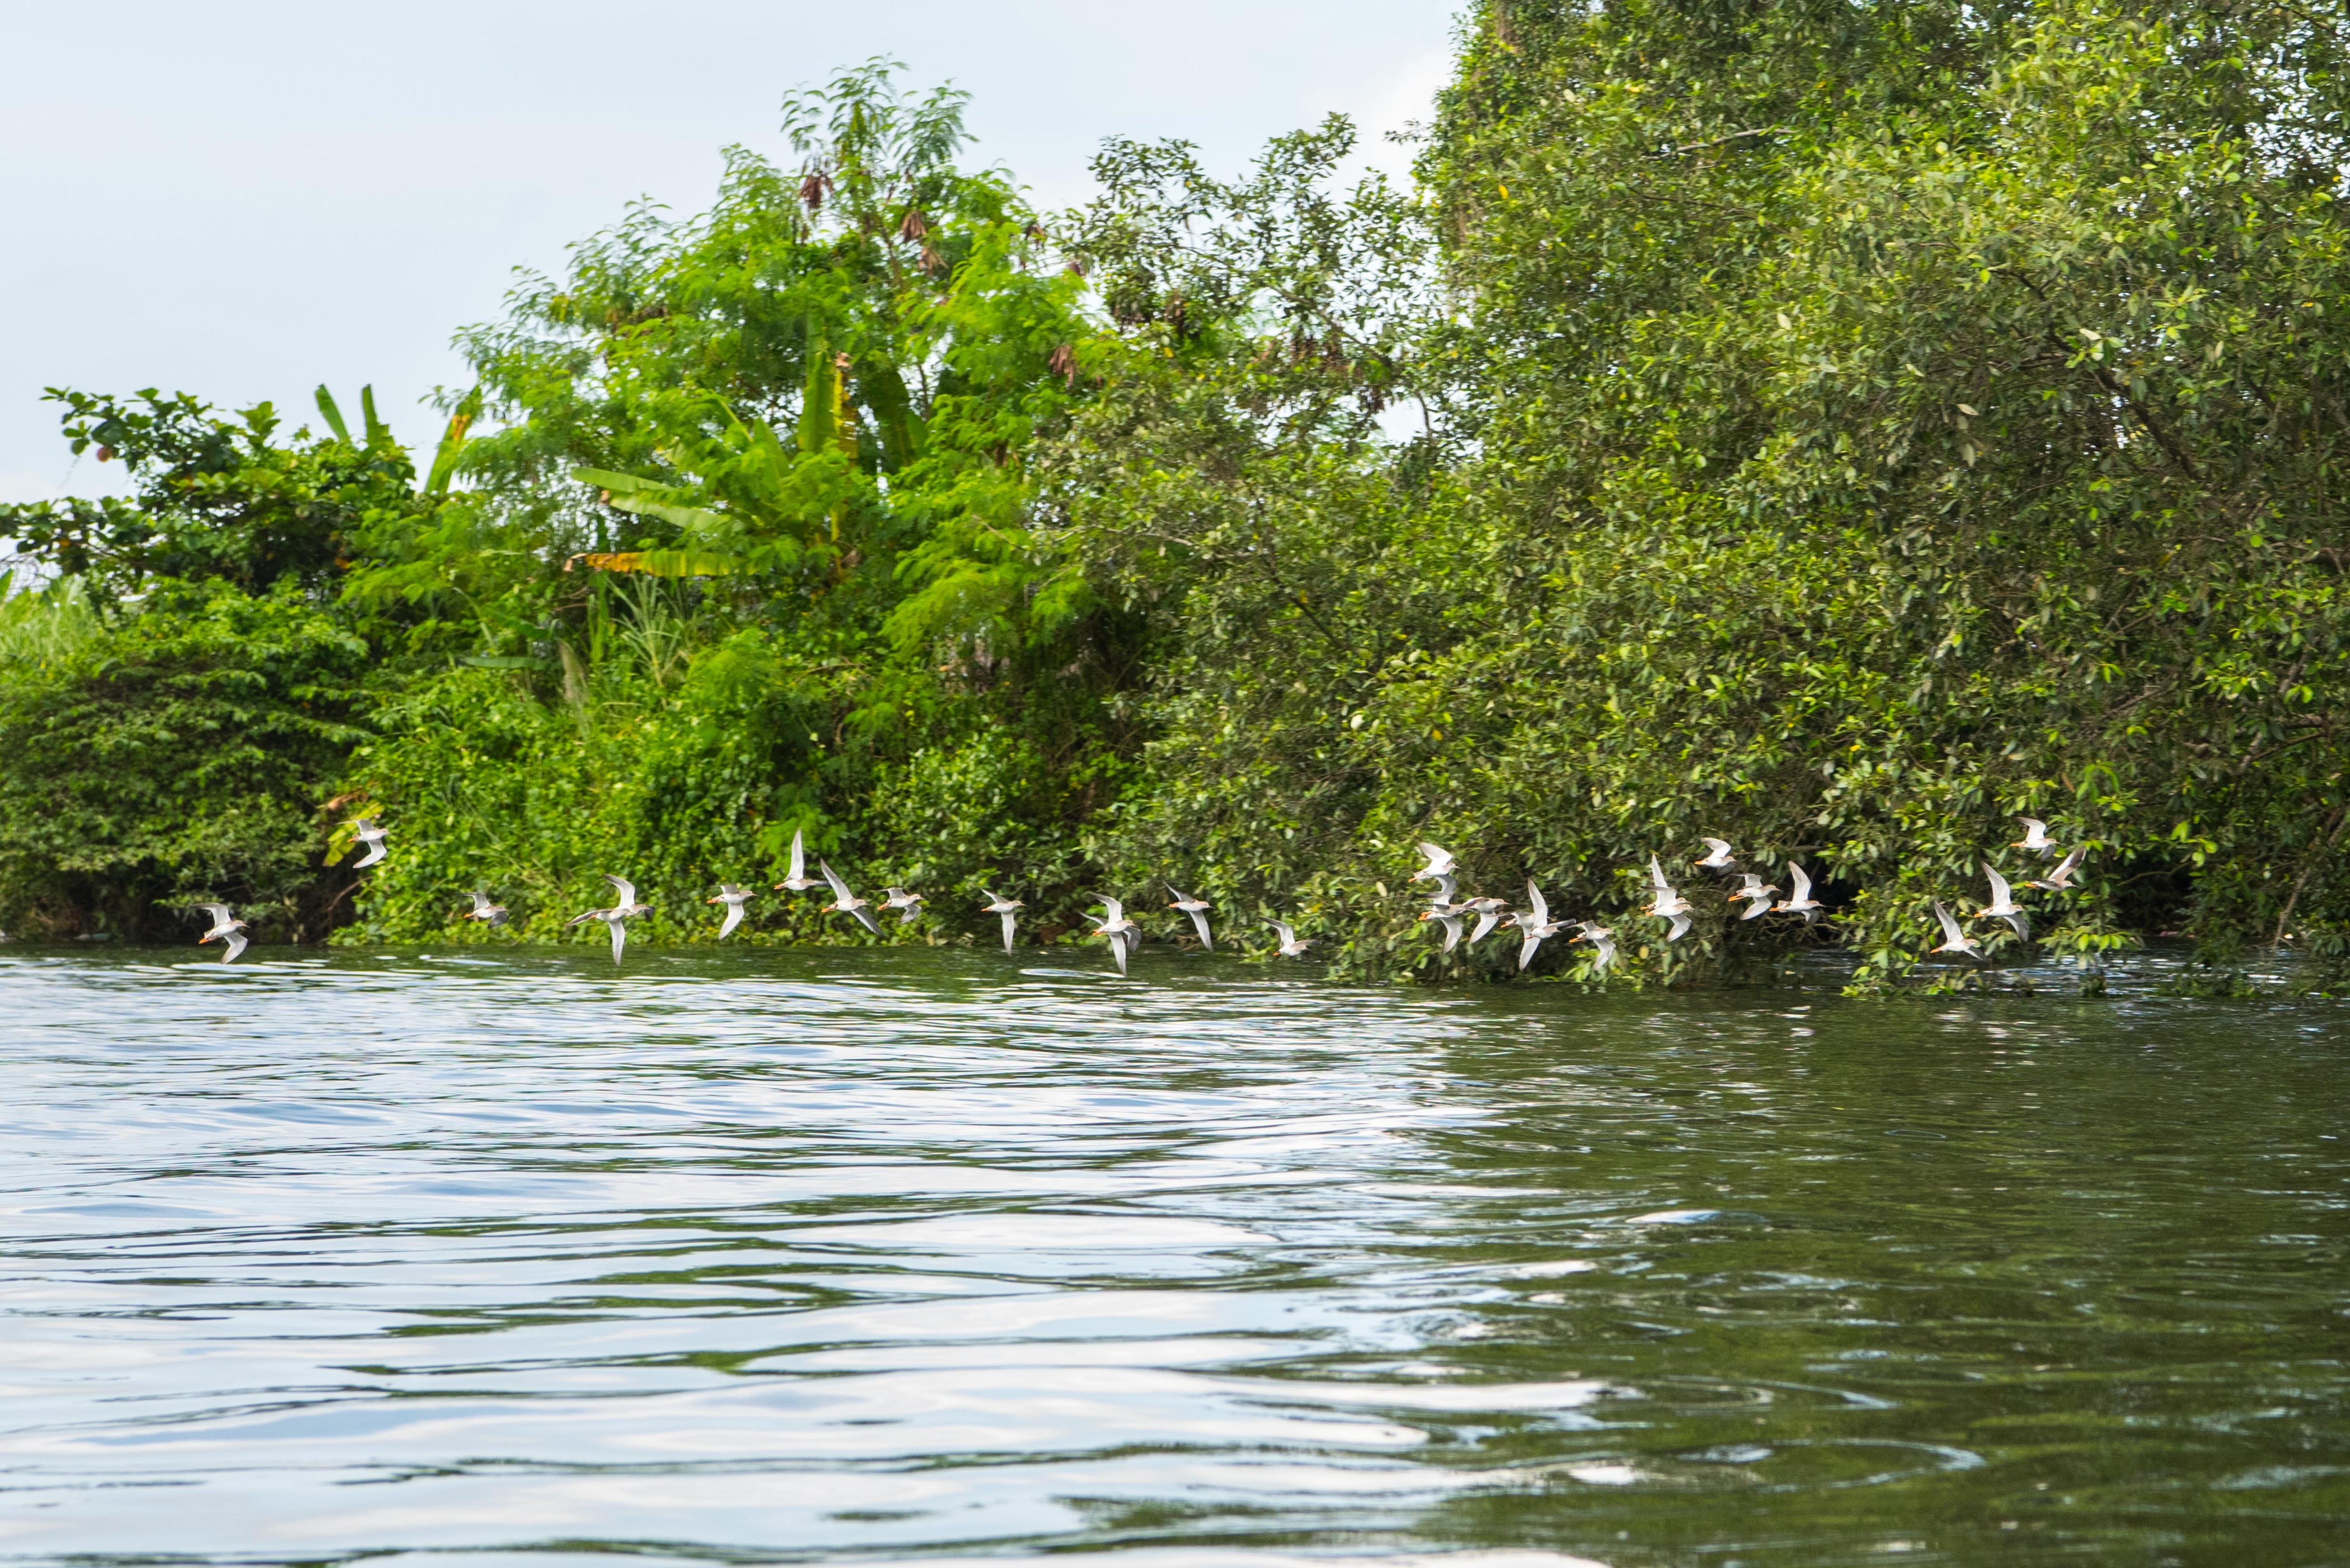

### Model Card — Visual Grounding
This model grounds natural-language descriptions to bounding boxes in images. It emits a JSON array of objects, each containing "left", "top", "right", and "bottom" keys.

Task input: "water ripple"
[{"left": 1, "top": 948, "right": 2345, "bottom": 1565}]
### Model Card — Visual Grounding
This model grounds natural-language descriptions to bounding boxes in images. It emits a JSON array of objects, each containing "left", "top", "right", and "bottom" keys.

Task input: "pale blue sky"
[{"left": 0, "top": 1, "right": 1459, "bottom": 503}]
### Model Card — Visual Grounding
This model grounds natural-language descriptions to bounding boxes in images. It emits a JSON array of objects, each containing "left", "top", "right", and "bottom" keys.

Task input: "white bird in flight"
[
  {"left": 773, "top": 829, "right": 822, "bottom": 893},
  {"left": 1419, "top": 905, "right": 1467, "bottom": 954},
  {"left": 1511, "top": 881, "right": 1567, "bottom": 971},
  {"left": 349, "top": 817, "right": 389, "bottom": 869},
  {"left": 567, "top": 874, "right": 651, "bottom": 964},
  {"left": 1091, "top": 897, "right": 1142, "bottom": 975},
  {"left": 1977, "top": 865, "right": 2030, "bottom": 943},
  {"left": 1167, "top": 884, "right": 1214, "bottom": 950},
  {"left": 1647, "top": 854, "right": 1693, "bottom": 941},
  {"left": 1775, "top": 862, "right": 1824, "bottom": 921},
  {"left": 2012, "top": 817, "right": 2058, "bottom": 856},
  {"left": 460, "top": 889, "right": 508, "bottom": 926},
  {"left": 1929, "top": 900, "right": 1981, "bottom": 960},
  {"left": 1463, "top": 894, "right": 1510, "bottom": 947},
  {"left": 881, "top": 887, "right": 925, "bottom": 924},
  {"left": 980, "top": 889, "right": 1025, "bottom": 954},
  {"left": 707, "top": 884, "right": 752, "bottom": 938},
  {"left": 1267, "top": 919, "right": 1314, "bottom": 958},
  {"left": 2029, "top": 846, "right": 2087, "bottom": 892},
  {"left": 1729, "top": 872, "right": 1778, "bottom": 921},
  {"left": 1569, "top": 921, "right": 1616, "bottom": 975},
  {"left": 819, "top": 861, "right": 883, "bottom": 936},
  {"left": 195, "top": 903, "right": 248, "bottom": 963},
  {"left": 1694, "top": 837, "right": 1737, "bottom": 870},
  {"left": 1410, "top": 842, "right": 1457, "bottom": 886}
]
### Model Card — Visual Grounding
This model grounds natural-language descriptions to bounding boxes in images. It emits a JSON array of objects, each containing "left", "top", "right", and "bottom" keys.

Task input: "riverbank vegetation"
[{"left": 5, "top": 0, "right": 2348, "bottom": 988}]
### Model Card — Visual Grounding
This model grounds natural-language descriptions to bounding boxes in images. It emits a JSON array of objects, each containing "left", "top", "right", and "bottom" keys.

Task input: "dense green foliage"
[
  {"left": 6, "top": 12, "right": 2349, "bottom": 986},
  {"left": 1064, "top": 0, "right": 2350, "bottom": 987},
  {"left": 0, "top": 577, "right": 368, "bottom": 939}
]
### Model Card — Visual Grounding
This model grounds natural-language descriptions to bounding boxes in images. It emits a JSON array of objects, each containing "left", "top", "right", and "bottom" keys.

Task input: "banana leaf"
[
  {"left": 572, "top": 550, "right": 745, "bottom": 577},
  {"left": 313, "top": 386, "right": 352, "bottom": 444},
  {"left": 359, "top": 386, "right": 391, "bottom": 448},
  {"left": 572, "top": 466, "right": 663, "bottom": 495},
  {"left": 603, "top": 494, "right": 736, "bottom": 534},
  {"left": 424, "top": 389, "right": 481, "bottom": 498}
]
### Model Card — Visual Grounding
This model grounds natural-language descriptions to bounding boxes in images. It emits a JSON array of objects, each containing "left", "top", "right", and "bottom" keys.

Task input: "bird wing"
[
  {"left": 610, "top": 921, "right": 627, "bottom": 965},
  {"left": 1741, "top": 896, "right": 1770, "bottom": 920},
  {"left": 1418, "top": 841, "right": 1453, "bottom": 873},
  {"left": 1648, "top": 854, "right": 1669, "bottom": 892},
  {"left": 1099, "top": 895, "right": 1124, "bottom": 923},
  {"left": 1430, "top": 871, "right": 1458, "bottom": 905},
  {"left": 566, "top": 908, "right": 605, "bottom": 927},
  {"left": 604, "top": 874, "right": 637, "bottom": 906},
  {"left": 468, "top": 889, "right": 495, "bottom": 915},
  {"left": 1268, "top": 920, "right": 1295, "bottom": 944},
  {"left": 1518, "top": 931, "right": 1543, "bottom": 971},
  {"left": 1438, "top": 915, "right": 1463, "bottom": 954},
  {"left": 1702, "top": 837, "right": 1731, "bottom": 859},
  {"left": 2019, "top": 816, "right": 2046, "bottom": 838},
  {"left": 819, "top": 860, "right": 854, "bottom": 903},
  {"left": 1788, "top": 862, "right": 1813, "bottom": 900},
  {"left": 1526, "top": 881, "right": 1549, "bottom": 925},
  {"left": 717, "top": 905, "right": 743, "bottom": 939},
  {"left": 2003, "top": 911, "right": 2031, "bottom": 943},
  {"left": 1109, "top": 929, "right": 1129, "bottom": 975},
  {"left": 1469, "top": 909, "right": 1502, "bottom": 944},
  {"left": 196, "top": 902, "right": 234, "bottom": 925},
  {"left": 999, "top": 910, "right": 1018, "bottom": 954},
  {"left": 2052, "top": 846, "right": 2086, "bottom": 881},
  {"left": 1933, "top": 901, "right": 1966, "bottom": 945},
  {"left": 788, "top": 829, "right": 807, "bottom": 880},
  {"left": 1983, "top": 864, "right": 2012, "bottom": 905},
  {"left": 1666, "top": 912, "right": 1691, "bottom": 942},
  {"left": 849, "top": 905, "right": 882, "bottom": 936},
  {"left": 219, "top": 929, "right": 248, "bottom": 963},
  {"left": 1186, "top": 907, "right": 1214, "bottom": 950}
]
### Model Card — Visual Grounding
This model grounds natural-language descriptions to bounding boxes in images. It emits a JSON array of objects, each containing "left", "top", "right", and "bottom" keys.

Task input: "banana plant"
[{"left": 313, "top": 382, "right": 480, "bottom": 500}]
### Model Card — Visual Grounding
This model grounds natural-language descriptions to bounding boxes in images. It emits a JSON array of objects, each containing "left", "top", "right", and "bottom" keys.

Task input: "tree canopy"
[{"left": 5, "top": 12, "right": 2348, "bottom": 993}]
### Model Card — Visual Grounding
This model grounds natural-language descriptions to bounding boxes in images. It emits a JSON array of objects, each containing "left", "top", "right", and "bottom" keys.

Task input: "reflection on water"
[{"left": 1, "top": 946, "right": 2345, "bottom": 1566}]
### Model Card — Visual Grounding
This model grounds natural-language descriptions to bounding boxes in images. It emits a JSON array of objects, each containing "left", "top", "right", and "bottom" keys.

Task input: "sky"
[{"left": 0, "top": 1, "right": 1461, "bottom": 505}]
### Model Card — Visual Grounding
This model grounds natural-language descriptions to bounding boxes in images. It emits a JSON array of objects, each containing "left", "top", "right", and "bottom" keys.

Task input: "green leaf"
[{"left": 313, "top": 386, "right": 351, "bottom": 444}]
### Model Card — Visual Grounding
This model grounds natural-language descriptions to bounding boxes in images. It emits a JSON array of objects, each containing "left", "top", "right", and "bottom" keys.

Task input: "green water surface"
[{"left": 0, "top": 946, "right": 2342, "bottom": 1566}]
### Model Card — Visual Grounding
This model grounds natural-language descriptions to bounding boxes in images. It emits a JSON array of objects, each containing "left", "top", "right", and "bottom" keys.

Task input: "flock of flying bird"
[
  {"left": 185, "top": 815, "right": 2091, "bottom": 971},
  {"left": 1403, "top": 817, "right": 2089, "bottom": 975}
]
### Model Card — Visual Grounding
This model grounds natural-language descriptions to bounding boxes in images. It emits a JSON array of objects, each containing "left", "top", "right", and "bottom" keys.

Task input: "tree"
[
  {"left": 338, "top": 62, "right": 1139, "bottom": 947},
  {"left": 1053, "top": 0, "right": 2350, "bottom": 985}
]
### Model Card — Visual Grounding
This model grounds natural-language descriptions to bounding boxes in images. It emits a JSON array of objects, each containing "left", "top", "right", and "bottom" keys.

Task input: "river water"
[{"left": 1, "top": 946, "right": 2344, "bottom": 1567}]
